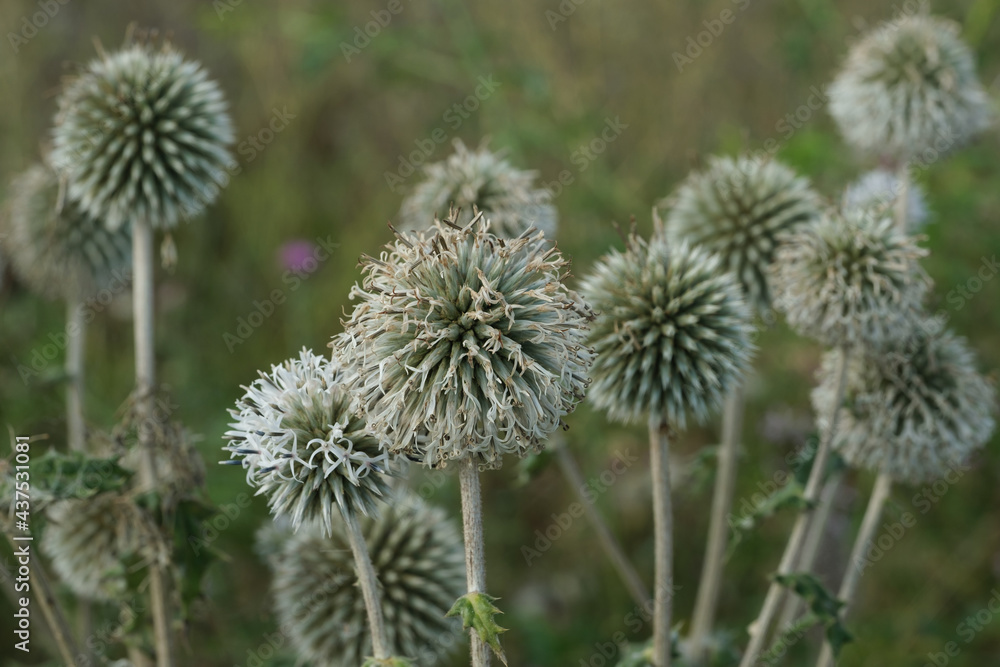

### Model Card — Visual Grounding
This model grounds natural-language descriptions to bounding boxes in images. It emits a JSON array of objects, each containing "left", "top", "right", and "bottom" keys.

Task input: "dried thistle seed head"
[
  {"left": 274, "top": 495, "right": 465, "bottom": 666},
  {"left": 3, "top": 163, "right": 131, "bottom": 300},
  {"left": 42, "top": 492, "right": 157, "bottom": 601},
  {"left": 337, "top": 217, "right": 594, "bottom": 470},
  {"left": 581, "top": 232, "right": 754, "bottom": 428},
  {"left": 843, "top": 168, "right": 929, "bottom": 231},
  {"left": 222, "top": 348, "right": 391, "bottom": 532},
  {"left": 828, "top": 13, "right": 993, "bottom": 160},
  {"left": 397, "top": 140, "right": 556, "bottom": 239},
  {"left": 770, "top": 208, "right": 930, "bottom": 349},
  {"left": 659, "top": 155, "right": 822, "bottom": 312},
  {"left": 813, "top": 326, "right": 996, "bottom": 484},
  {"left": 51, "top": 42, "right": 234, "bottom": 231}
]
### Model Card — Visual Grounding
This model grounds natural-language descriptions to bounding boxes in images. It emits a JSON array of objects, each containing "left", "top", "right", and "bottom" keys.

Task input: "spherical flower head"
[
  {"left": 659, "top": 155, "right": 822, "bottom": 312},
  {"left": 813, "top": 325, "right": 996, "bottom": 483},
  {"left": 338, "top": 216, "right": 594, "bottom": 469},
  {"left": 51, "top": 42, "right": 234, "bottom": 230},
  {"left": 770, "top": 208, "right": 929, "bottom": 349},
  {"left": 223, "top": 348, "right": 391, "bottom": 532},
  {"left": 273, "top": 494, "right": 465, "bottom": 666},
  {"left": 828, "top": 14, "right": 993, "bottom": 160},
  {"left": 843, "top": 168, "right": 929, "bottom": 231},
  {"left": 3, "top": 163, "right": 131, "bottom": 300},
  {"left": 398, "top": 140, "right": 557, "bottom": 239},
  {"left": 581, "top": 232, "right": 754, "bottom": 428}
]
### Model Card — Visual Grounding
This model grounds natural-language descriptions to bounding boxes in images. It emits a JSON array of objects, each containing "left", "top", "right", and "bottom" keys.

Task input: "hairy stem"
[
  {"left": 460, "top": 457, "right": 492, "bottom": 667},
  {"left": 739, "top": 349, "right": 850, "bottom": 667},
  {"left": 554, "top": 436, "right": 649, "bottom": 607},
  {"left": 342, "top": 509, "right": 390, "bottom": 659},
  {"left": 649, "top": 417, "right": 674, "bottom": 667},
  {"left": 689, "top": 384, "right": 745, "bottom": 663},
  {"left": 815, "top": 472, "right": 892, "bottom": 667}
]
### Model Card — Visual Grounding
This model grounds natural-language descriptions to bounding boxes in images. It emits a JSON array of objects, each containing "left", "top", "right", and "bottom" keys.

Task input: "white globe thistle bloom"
[
  {"left": 273, "top": 495, "right": 465, "bottom": 666},
  {"left": 659, "top": 155, "right": 822, "bottom": 312},
  {"left": 828, "top": 14, "right": 993, "bottom": 160},
  {"left": 812, "top": 326, "right": 996, "bottom": 484},
  {"left": 337, "top": 216, "right": 593, "bottom": 470},
  {"left": 222, "top": 348, "right": 391, "bottom": 532},
  {"left": 770, "top": 208, "right": 930, "bottom": 349},
  {"left": 3, "top": 163, "right": 131, "bottom": 300},
  {"left": 843, "top": 168, "right": 929, "bottom": 230},
  {"left": 581, "top": 232, "right": 754, "bottom": 427},
  {"left": 52, "top": 43, "right": 234, "bottom": 230},
  {"left": 398, "top": 140, "right": 556, "bottom": 239}
]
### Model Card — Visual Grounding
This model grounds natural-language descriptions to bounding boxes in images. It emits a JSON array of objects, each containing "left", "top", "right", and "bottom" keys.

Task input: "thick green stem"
[
  {"left": 649, "top": 417, "right": 673, "bottom": 667},
  {"left": 460, "top": 458, "right": 492, "bottom": 667},
  {"left": 342, "top": 509, "right": 390, "bottom": 659}
]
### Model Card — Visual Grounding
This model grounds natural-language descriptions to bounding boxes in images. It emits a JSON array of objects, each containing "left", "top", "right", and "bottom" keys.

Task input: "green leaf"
[
  {"left": 726, "top": 479, "right": 812, "bottom": 557},
  {"left": 774, "top": 572, "right": 853, "bottom": 657},
  {"left": 31, "top": 450, "right": 132, "bottom": 501},
  {"left": 446, "top": 592, "right": 508, "bottom": 665}
]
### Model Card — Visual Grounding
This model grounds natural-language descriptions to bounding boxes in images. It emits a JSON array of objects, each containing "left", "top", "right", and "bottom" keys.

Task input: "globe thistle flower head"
[
  {"left": 659, "top": 155, "right": 822, "bottom": 312},
  {"left": 222, "top": 348, "right": 391, "bottom": 533},
  {"left": 3, "top": 164, "right": 131, "bottom": 300},
  {"left": 273, "top": 495, "right": 465, "bottom": 666},
  {"left": 397, "top": 140, "right": 556, "bottom": 239},
  {"left": 52, "top": 42, "right": 234, "bottom": 230},
  {"left": 581, "top": 230, "right": 754, "bottom": 428},
  {"left": 813, "top": 326, "right": 996, "bottom": 483},
  {"left": 843, "top": 168, "right": 929, "bottom": 231},
  {"left": 828, "top": 13, "right": 993, "bottom": 160},
  {"left": 339, "top": 214, "right": 593, "bottom": 469},
  {"left": 770, "top": 208, "right": 930, "bottom": 349}
]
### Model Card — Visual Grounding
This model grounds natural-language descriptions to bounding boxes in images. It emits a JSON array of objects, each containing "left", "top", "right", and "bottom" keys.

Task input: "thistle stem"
[
  {"left": 815, "top": 472, "right": 892, "bottom": 667},
  {"left": 65, "top": 297, "right": 86, "bottom": 452},
  {"left": 459, "top": 457, "right": 492, "bottom": 667},
  {"left": 739, "top": 349, "right": 851, "bottom": 667},
  {"left": 341, "top": 509, "right": 390, "bottom": 659},
  {"left": 689, "top": 384, "right": 745, "bottom": 663},
  {"left": 894, "top": 164, "right": 909, "bottom": 234},
  {"left": 553, "top": 436, "right": 650, "bottom": 607},
  {"left": 649, "top": 417, "right": 674, "bottom": 667},
  {"left": 132, "top": 217, "right": 175, "bottom": 667}
]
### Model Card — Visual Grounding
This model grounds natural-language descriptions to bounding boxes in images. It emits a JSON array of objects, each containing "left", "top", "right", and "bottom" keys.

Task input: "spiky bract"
[
  {"left": 770, "top": 209, "right": 929, "bottom": 349},
  {"left": 3, "top": 164, "right": 131, "bottom": 300},
  {"left": 223, "top": 348, "right": 390, "bottom": 532},
  {"left": 272, "top": 495, "right": 465, "bottom": 666},
  {"left": 828, "top": 14, "right": 992, "bottom": 160},
  {"left": 52, "top": 43, "right": 233, "bottom": 230},
  {"left": 813, "top": 326, "right": 996, "bottom": 483},
  {"left": 398, "top": 140, "right": 556, "bottom": 239},
  {"left": 843, "top": 168, "right": 929, "bottom": 230},
  {"left": 338, "top": 217, "right": 594, "bottom": 469},
  {"left": 581, "top": 233, "right": 753, "bottom": 427},
  {"left": 659, "top": 156, "right": 822, "bottom": 312}
]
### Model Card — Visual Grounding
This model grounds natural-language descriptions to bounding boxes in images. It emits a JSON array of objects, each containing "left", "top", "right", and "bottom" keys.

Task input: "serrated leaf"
[
  {"left": 774, "top": 572, "right": 853, "bottom": 657},
  {"left": 31, "top": 450, "right": 132, "bottom": 501},
  {"left": 446, "top": 592, "right": 508, "bottom": 665},
  {"left": 727, "top": 479, "right": 812, "bottom": 557}
]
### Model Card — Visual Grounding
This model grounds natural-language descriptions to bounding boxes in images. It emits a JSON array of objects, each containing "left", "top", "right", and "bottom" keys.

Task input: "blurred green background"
[{"left": 2, "top": 0, "right": 999, "bottom": 665}]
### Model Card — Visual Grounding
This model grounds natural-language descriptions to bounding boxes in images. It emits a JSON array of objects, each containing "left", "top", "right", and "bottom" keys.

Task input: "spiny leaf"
[
  {"left": 726, "top": 478, "right": 812, "bottom": 557},
  {"left": 31, "top": 450, "right": 132, "bottom": 501},
  {"left": 446, "top": 592, "right": 508, "bottom": 665}
]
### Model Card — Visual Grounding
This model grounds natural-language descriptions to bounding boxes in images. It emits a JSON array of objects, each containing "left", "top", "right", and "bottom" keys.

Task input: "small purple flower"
[{"left": 279, "top": 240, "right": 319, "bottom": 274}]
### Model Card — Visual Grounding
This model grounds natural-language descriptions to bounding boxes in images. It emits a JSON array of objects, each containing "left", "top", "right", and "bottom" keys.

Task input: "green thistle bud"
[
  {"left": 398, "top": 140, "right": 556, "bottom": 239},
  {"left": 273, "top": 495, "right": 465, "bottom": 666},
  {"left": 337, "top": 216, "right": 594, "bottom": 469},
  {"left": 828, "top": 13, "right": 993, "bottom": 160},
  {"left": 51, "top": 43, "right": 234, "bottom": 230},
  {"left": 659, "top": 155, "right": 822, "bottom": 312},
  {"left": 222, "top": 348, "right": 391, "bottom": 532},
  {"left": 581, "top": 231, "right": 754, "bottom": 427}
]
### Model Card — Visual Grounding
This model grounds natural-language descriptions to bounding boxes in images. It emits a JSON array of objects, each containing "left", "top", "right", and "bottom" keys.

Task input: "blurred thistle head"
[
  {"left": 843, "top": 168, "right": 929, "bottom": 231},
  {"left": 222, "top": 348, "right": 391, "bottom": 532},
  {"left": 813, "top": 324, "right": 996, "bottom": 483},
  {"left": 273, "top": 494, "right": 465, "bottom": 666},
  {"left": 658, "top": 155, "right": 822, "bottom": 312},
  {"left": 42, "top": 492, "right": 158, "bottom": 601},
  {"left": 580, "top": 228, "right": 754, "bottom": 428},
  {"left": 770, "top": 208, "right": 929, "bottom": 349},
  {"left": 397, "top": 139, "right": 557, "bottom": 239},
  {"left": 828, "top": 12, "right": 993, "bottom": 161},
  {"left": 2, "top": 163, "right": 131, "bottom": 300},
  {"left": 337, "top": 214, "right": 593, "bottom": 470},
  {"left": 51, "top": 41, "right": 234, "bottom": 231}
]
